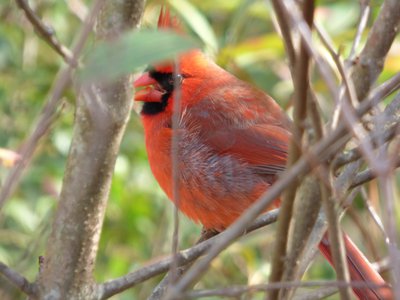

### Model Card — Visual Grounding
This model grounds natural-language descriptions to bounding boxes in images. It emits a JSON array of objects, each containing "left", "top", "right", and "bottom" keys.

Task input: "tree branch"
[
  {"left": 98, "top": 210, "right": 280, "bottom": 299},
  {"left": 351, "top": 0, "right": 400, "bottom": 101},
  {"left": 183, "top": 280, "right": 389, "bottom": 299},
  {"left": 15, "top": 0, "right": 76, "bottom": 66},
  {"left": 0, "top": 261, "right": 38, "bottom": 297}
]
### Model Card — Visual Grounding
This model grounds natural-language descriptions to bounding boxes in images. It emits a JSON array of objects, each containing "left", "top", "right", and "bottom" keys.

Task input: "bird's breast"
[{"left": 143, "top": 121, "right": 272, "bottom": 230}]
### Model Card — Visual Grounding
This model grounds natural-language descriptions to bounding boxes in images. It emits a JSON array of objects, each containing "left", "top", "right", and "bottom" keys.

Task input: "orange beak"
[{"left": 134, "top": 72, "right": 164, "bottom": 103}]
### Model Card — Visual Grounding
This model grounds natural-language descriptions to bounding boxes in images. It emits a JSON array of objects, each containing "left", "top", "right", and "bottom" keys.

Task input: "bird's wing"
[{"left": 204, "top": 124, "right": 290, "bottom": 175}]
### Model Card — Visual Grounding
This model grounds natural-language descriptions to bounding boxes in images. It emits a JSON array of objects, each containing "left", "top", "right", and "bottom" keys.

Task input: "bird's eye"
[{"left": 168, "top": 73, "right": 183, "bottom": 86}]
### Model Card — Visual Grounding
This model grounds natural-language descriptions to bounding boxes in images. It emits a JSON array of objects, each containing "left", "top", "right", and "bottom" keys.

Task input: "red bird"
[{"left": 134, "top": 8, "right": 392, "bottom": 299}]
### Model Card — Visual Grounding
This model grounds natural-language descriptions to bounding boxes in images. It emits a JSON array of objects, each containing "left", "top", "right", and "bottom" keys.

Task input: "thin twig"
[
  {"left": 348, "top": 0, "right": 370, "bottom": 62},
  {"left": 293, "top": 286, "right": 338, "bottom": 300},
  {"left": 333, "top": 126, "right": 397, "bottom": 170},
  {"left": 0, "top": 261, "right": 38, "bottom": 297},
  {"left": 379, "top": 174, "right": 400, "bottom": 299},
  {"left": 148, "top": 229, "right": 218, "bottom": 300},
  {"left": 352, "top": 0, "right": 400, "bottom": 101},
  {"left": 360, "top": 187, "right": 388, "bottom": 240},
  {"left": 350, "top": 157, "right": 400, "bottom": 189},
  {"left": 169, "top": 59, "right": 183, "bottom": 289},
  {"left": 270, "top": 0, "right": 296, "bottom": 67},
  {"left": 347, "top": 207, "right": 380, "bottom": 261},
  {"left": 184, "top": 280, "right": 389, "bottom": 299},
  {"left": 15, "top": 0, "right": 76, "bottom": 66}
]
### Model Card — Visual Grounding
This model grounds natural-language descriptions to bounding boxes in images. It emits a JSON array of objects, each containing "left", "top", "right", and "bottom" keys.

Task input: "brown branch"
[
  {"left": 0, "top": 261, "right": 38, "bottom": 297},
  {"left": 294, "top": 287, "right": 338, "bottom": 300},
  {"left": 333, "top": 126, "right": 397, "bottom": 170},
  {"left": 148, "top": 229, "right": 218, "bottom": 300},
  {"left": 270, "top": 0, "right": 296, "bottom": 67},
  {"left": 380, "top": 174, "right": 400, "bottom": 299},
  {"left": 333, "top": 92, "right": 400, "bottom": 170},
  {"left": 350, "top": 158, "right": 400, "bottom": 189},
  {"left": 269, "top": 1, "right": 315, "bottom": 298},
  {"left": 169, "top": 60, "right": 183, "bottom": 290},
  {"left": 184, "top": 280, "right": 389, "bottom": 299},
  {"left": 360, "top": 188, "right": 388, "bottom": 241},
  {"left": 347, "top": 208, "right": 380, "bottom": 261},
  {"left": 98, "top": 210, "right": 280, "bottom": 300},
  {"left": 348, "top": 0, "right": 370, "bottom": 62},
  {"left": 36, "top": 0, "right": 145, "bottom": 299},
  {"left": 280, "top": 177, "right": 322, "bottom": 299},
  {"left": 351, "top": 0, "right": 400, "bottom": 101},
  {"left": 15, "top": 0, "right": 76, "bottom": 66}
]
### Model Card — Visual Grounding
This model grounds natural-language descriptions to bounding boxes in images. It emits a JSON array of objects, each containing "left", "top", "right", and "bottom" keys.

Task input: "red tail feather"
[{"left": 319, "top": 233, "right": 393, "bottom": 299}]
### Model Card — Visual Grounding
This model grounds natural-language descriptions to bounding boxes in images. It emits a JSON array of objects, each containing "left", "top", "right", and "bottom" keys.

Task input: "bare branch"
[
  {"left": 184, "top": 280, "right": 389, "bottom": 299},
  {"left": 15, "top": 0, "right": 76, "bottom": 66},
  {"left": 379, "top": 174, "right": 400, "bottom": 299},
  {"left": 0, "top": 261, "right": 38, "bottom": 297},
  {"left": 98, "top": 210, "right": 279, "bottom": 299},
  {"left": 169, "top": 60, "right": 183, "bottom": 289},
  {"left": 148, "top": 229, "right": 218, "bottom": 300},
  {"left": 270, "top": 0, "right": 296, "bottom": 67},
  {"left": 360, "top": 188, "right": 388, "bottom": 241},
  {"left": 280, "top": 177, "right": 322, "bottom": 298},
  {"left": 333, "top": 126, "right": 397, "bottom": 170},
  {"left": 348, "top": 0, "right": 370, "bottom": 61},
  {"left": 352, "top": 0, "right": 400, "bottom": 101}
]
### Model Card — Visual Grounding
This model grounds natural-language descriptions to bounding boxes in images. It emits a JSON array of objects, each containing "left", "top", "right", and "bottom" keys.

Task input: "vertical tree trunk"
[{"left": 37, "top": 1, "right": 146, "bottom": 299}]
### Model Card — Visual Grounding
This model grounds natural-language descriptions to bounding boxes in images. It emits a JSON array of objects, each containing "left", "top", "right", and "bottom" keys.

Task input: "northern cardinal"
[{"left": 134, "top": 8, "right": 392, "bottom": 299}]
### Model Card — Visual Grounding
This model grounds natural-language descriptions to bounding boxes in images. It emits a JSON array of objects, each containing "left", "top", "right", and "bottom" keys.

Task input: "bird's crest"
[{"left": 157, "top": 6, "right": 182, "bottom": 33}]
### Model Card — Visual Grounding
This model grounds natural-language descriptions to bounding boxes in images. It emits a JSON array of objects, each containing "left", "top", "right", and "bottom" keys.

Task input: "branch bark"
[
  {"left": 98, "top": 210, "right": 279, "bottom": 299},
  {"left": 351, "top": 0, "right": 400, "bottom": 101},
  {"left": 0, "top": 261, "right": 38, "bottom": 297},
  {"left": 15, "top": 0, "right": 76, "bottom": 66}
]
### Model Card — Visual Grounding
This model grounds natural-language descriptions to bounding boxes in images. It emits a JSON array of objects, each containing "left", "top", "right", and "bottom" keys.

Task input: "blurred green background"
[{"left": 0, "top": 0, "right": 398, "bottom": 299}]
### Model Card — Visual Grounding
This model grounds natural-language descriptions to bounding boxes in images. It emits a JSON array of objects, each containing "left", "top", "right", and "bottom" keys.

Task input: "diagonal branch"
[
  {"left": 98, "top": 210, "right": 280, "bottom": 299},
  {"left": 351, "top": 0, "right": 400, "bottom": 101},
  {"left": 15, "top": 0, "right": 76, "bottom": 66},
  {"left": 0, "top": 261, "right": 38, "bottom": 297}
]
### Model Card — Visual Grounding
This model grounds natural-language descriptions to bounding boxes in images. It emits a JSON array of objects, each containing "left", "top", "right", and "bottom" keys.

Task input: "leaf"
[{"left": 80, "top": 29, "right": 198, "bottom": 82}]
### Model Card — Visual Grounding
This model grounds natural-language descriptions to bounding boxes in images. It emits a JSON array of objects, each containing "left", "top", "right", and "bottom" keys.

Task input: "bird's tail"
[{"left": 318, "top": 233, "right": 393, "bottom": 299}]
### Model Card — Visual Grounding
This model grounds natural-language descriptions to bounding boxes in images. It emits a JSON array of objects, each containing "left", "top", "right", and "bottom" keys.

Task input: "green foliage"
[
  {"left": 81, "top": 30, "right": 199, "bottom": 82},
  {"left": 0, "top": 0, "right": 398, "bottom": 299}
]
